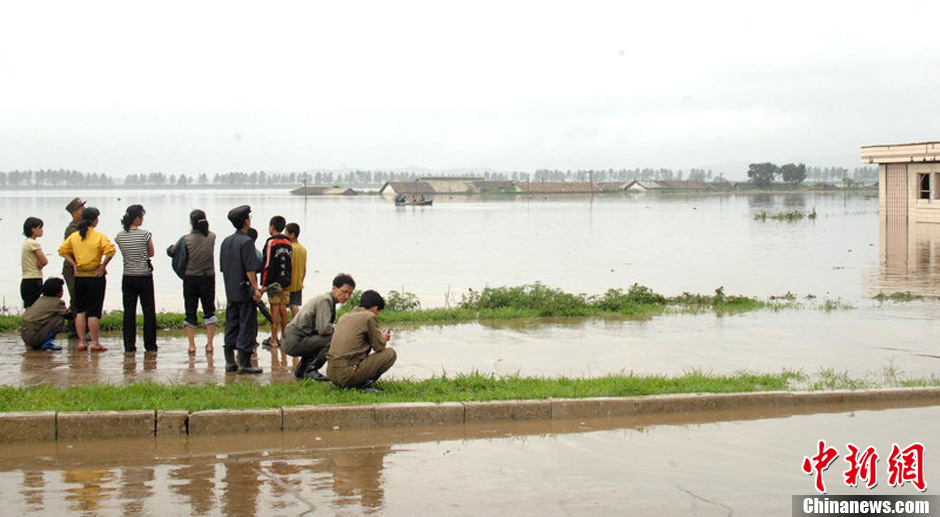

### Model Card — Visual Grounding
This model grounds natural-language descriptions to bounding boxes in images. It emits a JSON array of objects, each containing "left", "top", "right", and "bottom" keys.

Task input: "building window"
[{"left": 919, "top": 173, "right": 931, "bottom": 199}]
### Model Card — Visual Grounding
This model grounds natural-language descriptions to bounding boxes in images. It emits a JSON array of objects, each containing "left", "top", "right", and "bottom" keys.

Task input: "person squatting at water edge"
[
  {"left": 21, "top": 216, "right": 48, "bottom": 309},
  {"left": 21, "top": 278, "right": 73, "bottom": 351},
  {"left": 62, "top": 197, "right": 86, "bottom": 338},
  {"left": 327, "top": 289, "right": 397, "bottom": 393},
  {"left": 167, "top": 209, "right": 218, "bottom": 355},
  {"left": 58, "top": 207, "right": 115, "bottom": 352},
  {"left": 280, "top": 274, "right": 356, "bottom": 381},
  {"left": 219, "top": 205, "right": 263, "bottom": 374},
  {"left": 114, "top": 204, "right": 158, "bottom": 352}
]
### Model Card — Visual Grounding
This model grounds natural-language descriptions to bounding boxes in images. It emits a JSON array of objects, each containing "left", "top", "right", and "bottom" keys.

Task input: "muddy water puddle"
[{"left": 0, "top": 405, "right": 935, "bottom": 515}]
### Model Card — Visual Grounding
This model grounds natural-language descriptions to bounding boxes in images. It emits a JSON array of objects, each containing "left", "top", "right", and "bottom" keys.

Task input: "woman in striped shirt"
[{"left": 114, "top": 204, "right": 157, "bottom": 352}]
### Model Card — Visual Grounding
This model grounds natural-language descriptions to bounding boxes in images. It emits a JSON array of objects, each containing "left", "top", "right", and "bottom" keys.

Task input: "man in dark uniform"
[
  {"left": 62, "top": 197, "right": 85, "bottom": 338},
  {"left": 281, "top": 273, "right": 355, "bottom": 381},
  {"left": 219, "top": 205, "right": 263, "bottom": 374}
]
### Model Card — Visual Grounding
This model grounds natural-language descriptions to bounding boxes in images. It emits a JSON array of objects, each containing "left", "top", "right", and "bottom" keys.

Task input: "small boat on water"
[
  {"left": 394, "top": 195, "right": 433, "bottom": 206},
  {"left": 395, "top": 199, "right": 433, "bottom": 206}
]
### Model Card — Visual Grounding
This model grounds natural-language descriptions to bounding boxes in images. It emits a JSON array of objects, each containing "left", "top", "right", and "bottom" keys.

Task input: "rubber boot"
[
  {"left": 224, "top": 347, "right": 238, "bottom": 372},
  {"left": 294, "top": 356, "right": 311, "bottom": 379},
  {"left": 237, "top": 350, "right": 263, "bottom": 375}
]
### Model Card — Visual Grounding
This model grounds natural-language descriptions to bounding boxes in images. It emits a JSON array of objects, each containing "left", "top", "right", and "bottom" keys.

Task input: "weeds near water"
[
  {"left": 753, "top": 209, "right": 817, "bottom": 221},
  {"left": 820, "top": 299, "right": 854, "bottom": 312},
  {"left": 0, "top": 282, "right": 843, "bottom": 332},
  {"left": 811, "top": 368, "right": 873, "bottom": 391},
  {"left": 873, "top": 291, "right": 937, "bottom": 303}
]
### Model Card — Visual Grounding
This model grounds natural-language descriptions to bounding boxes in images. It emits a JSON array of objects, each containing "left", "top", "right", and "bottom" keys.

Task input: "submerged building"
[{"left": 862, "top": 141, "right": 940, "bottom": 224}]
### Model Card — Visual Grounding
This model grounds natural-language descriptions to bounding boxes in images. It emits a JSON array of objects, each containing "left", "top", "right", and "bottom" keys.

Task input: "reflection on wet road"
[{"left": 0, "top": 405, "right": 935, "bottom": 515}]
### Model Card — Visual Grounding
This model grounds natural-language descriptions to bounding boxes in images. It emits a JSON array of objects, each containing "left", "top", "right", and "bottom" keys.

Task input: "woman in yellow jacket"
[{"left": 58, "top": 207, "right": 116, "bottom": 352}]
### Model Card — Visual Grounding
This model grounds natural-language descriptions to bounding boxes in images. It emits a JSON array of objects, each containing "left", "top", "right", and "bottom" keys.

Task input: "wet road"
[{"left": 0, "top": 404, "right": 935, "bottom": 516}]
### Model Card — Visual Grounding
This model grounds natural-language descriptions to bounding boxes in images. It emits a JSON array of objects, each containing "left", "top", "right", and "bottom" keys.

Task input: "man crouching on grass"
[{"left": 326, "top": 290, "right": 396, "bottom": 393}]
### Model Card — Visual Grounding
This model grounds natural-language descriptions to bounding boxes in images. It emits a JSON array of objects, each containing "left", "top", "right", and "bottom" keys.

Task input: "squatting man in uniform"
[
  {"left": 280, "top": 273, "right": 356, "bottom": 381},
  {"left": 327, "top": 289, "right": 397, "bottom": 393}
]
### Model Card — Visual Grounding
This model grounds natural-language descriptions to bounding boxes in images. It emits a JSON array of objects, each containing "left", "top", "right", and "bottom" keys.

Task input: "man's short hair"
[
  {"left": 41, "top": 277, "right": 65, "bottom": 297},
  {"left": 285, "top": 222, "right": 300, "bottom": 237},
  {"left": 269, "top": 215, "right": 286, "bottom": 232},
  {"left": 333, "top": 273, "right": 356, "bottom": 290},
  {"left": 227, "top": 205, "right": 251, "bottom": 229},
  {"left": 359, "top": 290, "right": 386, "bottom": 310}
]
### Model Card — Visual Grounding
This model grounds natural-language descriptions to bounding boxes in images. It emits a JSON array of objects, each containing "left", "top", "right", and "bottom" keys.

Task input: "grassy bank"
[
  {"left": 1, "top": 282, "right": 844, "bottom": 333},
  {"left": 0, "top": 371, "right": 804, "bottom": 413}
]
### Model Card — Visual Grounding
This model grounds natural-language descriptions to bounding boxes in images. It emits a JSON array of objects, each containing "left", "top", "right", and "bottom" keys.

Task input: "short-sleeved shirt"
[
  {"left": 219, "top": 230, "right": 261, "bottom": 303},
  {"left": 58, "top": 228, "right": 117, "bottom": 277},
  {"left": 288, "top": 241, "right": 307, "bottom": 292},
  {"left": 114, "top": 228, "right": 153, "bottom": 276},
  {"left": 22, "top": 238, "right": 43, "bottom": 279}
]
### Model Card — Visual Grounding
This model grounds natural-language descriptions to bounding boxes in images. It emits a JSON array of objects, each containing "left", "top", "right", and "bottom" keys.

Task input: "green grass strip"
[
  {"left": 0, "top": 371, "right": 802, "bottom": 413},
  {"left": 1, "top": 282, "right": 845, "bottom": 332}
]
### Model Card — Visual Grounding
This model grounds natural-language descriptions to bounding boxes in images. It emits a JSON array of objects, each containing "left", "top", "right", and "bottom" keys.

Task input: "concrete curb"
[
  {"left": 57, "top": 410, "right": 156, "bottom": 441},
  {"left": 2, "top": 387, "right": 938, "bottom": 443}
]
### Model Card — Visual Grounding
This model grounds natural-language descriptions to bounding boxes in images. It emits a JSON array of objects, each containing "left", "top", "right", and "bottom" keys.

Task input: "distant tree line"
[
  {"left": 0, "top": 165, "right": 878, "bottom": 189},
  {"left": 0, "top": 169, "right": 115, "bottom": 187},
  {"left": 747, "top": 163, "right": 877, "bottom": 188}
]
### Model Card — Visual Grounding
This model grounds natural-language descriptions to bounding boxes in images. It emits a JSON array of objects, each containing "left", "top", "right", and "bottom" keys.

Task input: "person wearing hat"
[
  {"left": 219, "top": 205, "right": 263, "bottom": 374},
  {"left": 62, "top": 197, "right": 86, "bottom": 337}
]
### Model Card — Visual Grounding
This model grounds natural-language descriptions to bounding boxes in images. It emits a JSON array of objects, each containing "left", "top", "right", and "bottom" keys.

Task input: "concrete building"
[
  {"left": 862, "top": 141, "right": 940, "bottom": 224},
  {"left": 862, "top": 141, "right": 940, "bottom": 297}
]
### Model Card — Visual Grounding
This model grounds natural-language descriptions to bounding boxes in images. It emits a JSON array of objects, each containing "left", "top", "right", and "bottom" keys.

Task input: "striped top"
[{"left": 114, "top": 228, "right": 153, "bottom": 276}]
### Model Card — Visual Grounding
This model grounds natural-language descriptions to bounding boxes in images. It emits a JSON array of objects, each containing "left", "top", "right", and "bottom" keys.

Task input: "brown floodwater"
[{"left": 0, "top": 404, "right": 935, "bottom": 515}]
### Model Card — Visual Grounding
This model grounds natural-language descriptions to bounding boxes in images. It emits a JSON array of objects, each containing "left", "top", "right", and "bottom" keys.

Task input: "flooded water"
[
  {"left": 0, "top": 405, "right": 935, "bottom": 516},
  {"left": 0, "top": 189, "right": 887, "bottom": 312},
  {"left": 3, "top": 189, "right": 940, "bottom": 386}
]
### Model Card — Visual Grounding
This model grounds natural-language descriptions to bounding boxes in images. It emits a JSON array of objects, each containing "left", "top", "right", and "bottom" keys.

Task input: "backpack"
[
  {"left": 169, "top": 235, "right": 188, "bottom": 279},
  {"left": 261, "top": 235, "right": 292, "bottom": 288}
]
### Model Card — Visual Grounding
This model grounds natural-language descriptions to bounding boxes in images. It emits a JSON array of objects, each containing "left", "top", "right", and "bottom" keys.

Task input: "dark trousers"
[
  {"left": 281, "top": 326, "right": 331, "bottom": 370},
  {"left": 122, "top": 275, "right": 157, "bottom": 351},
  {"left": 183, "top": 275, "right": 216, "bottom": 326},
  {"left": 21, "top": 315, "right": 65, "bottom": 350},
  {"left": 20, "top": 278, "right": 42, "bottom": 308},
  {"left": 224, "top": 301, "right": 257, "bottom": 352}
]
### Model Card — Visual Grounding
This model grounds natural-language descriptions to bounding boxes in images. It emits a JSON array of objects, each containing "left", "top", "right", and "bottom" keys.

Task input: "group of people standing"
[{"left": 18, "top": 198, "right": 397, "bottom": 392}]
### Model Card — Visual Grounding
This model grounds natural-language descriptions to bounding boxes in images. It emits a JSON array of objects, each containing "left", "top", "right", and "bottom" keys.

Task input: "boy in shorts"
[
  {"left": 261, "top": 215, "right": 292, "bottom": 348},
  {"left": 285, "top": 222, "right": 307, "bottom": 318}
]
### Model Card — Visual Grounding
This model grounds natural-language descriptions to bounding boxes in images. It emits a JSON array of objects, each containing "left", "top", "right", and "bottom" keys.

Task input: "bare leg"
[
  {"left": 206, "top": 323, "right": 216, "bottom": 353},
  {"left": 270, "top": 304, "right": 285, "bottom": 347},
  {"left": 88, "top": 317, "right": 107, "bottom": 351},
  {"left": 75, "top": 312, "right": 88, "bottom": 350},
  {"left": 185, "top": 325, "right": 197, "bottom": 353}
]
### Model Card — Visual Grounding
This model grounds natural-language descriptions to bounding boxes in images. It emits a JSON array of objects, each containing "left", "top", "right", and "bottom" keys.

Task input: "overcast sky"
[{"left": 1, "top": 1, "right": 938, "bottom": 178}]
